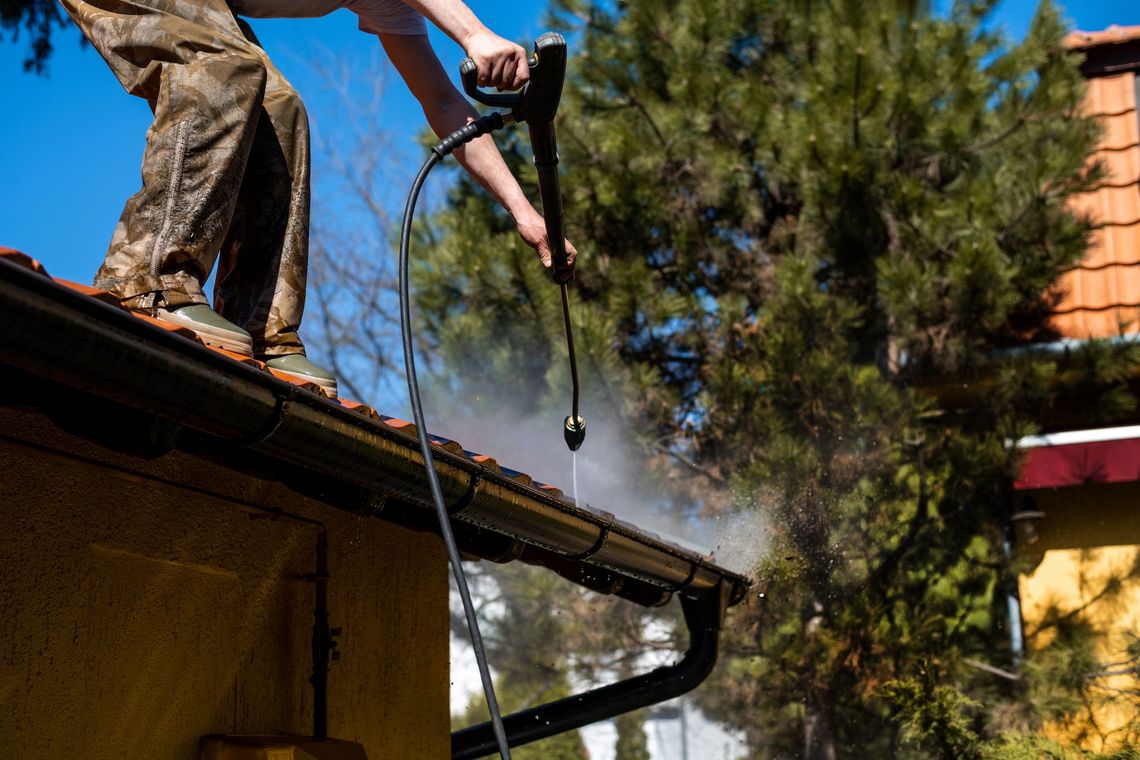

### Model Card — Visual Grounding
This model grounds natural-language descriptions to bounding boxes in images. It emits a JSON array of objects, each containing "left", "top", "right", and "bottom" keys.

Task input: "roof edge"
[
  {"left": 1063, "top": 25, "right": 1140, "bottom": 77},
  {"left": 0, "top": 252, "right": 750, "bottom": 608},
  {"left": 1064, "top": 25, "right": 1140, "bottom": 51}
]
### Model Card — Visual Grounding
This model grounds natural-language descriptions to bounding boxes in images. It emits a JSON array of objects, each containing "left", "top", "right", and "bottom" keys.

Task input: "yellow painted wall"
[
  {"left": 1016, "top": 482, "right": 1140, "bottom": 748},
  {"left": 0, "top": 407, "right": 449, "bottom": 759}
]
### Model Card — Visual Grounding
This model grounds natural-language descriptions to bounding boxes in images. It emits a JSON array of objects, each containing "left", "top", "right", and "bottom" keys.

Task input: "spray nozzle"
[{"left": 563, "top": 414, "right": 586, "bottom": 451}]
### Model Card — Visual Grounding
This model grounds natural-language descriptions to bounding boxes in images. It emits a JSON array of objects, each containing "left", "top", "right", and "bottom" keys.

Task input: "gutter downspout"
[
  {"left": 451, "top": 583, "right": 730, "bottom": 759},
  {"left": 999, "top": 486, "right": 1026, "bottom": 663}
]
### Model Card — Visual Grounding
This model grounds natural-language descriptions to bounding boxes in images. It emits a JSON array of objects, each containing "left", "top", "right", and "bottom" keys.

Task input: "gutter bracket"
[
  {"left": 565, "top": 526, "right": 607, "bottom": 562},
  {"left": 673, "top": 561, "right": 699, "bottom": 594},
  {"left": 231, "top": 387, "right": 298, "bottom": 447},
  {"left": 447, "top": 469, "right": 483, "bottom": 515},
  {"left": 450, "top": 582, "right": 730, "bottom": 759}
]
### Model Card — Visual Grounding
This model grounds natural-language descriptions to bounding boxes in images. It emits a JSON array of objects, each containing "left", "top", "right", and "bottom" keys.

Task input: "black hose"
[{"left": 399, "top": 115, "right": 512, "bottom": 760}]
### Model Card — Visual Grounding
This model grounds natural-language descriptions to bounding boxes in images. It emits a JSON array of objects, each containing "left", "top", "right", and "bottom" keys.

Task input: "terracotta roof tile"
[
  {"left": 266, "top": 367, "right": 331, "bottom": 397},
  {"left": 54, "top": 278, "right": 124, "bottom": 307},
  {"left": 1052, "top": 69, "right": 1140, "bottom": 339},
  {"left": 537, "top": 483, "right": 565, "bottom": 497},
  {"left": 495, "top": 465, "right": 533, "bottom": 487},
  {"left": 428, "top": 435, "right": 465, "bottom": 455},
  {"left": 1084, "top": 220, "right": 1140, "bottom": 269},
  {"left": 212, "top": 348, "right": 265, "bottom": 367},
  {"left": 1099, "top": 136, "right": 1140, "bottom": 183},
  {"left": 1097, "top": 110, "right": 1139, "bottom": 153},
  {"left": 1081, "top": 184, "right": 1140, "bottom": 228},
  {"left": 1082, "top": 70, "right": 1137, "bottom": 113},
  {"left": 0, "top": 247, "right": 50, "bottom": 277},
  {"left": 1056, "top": 265, "right": 1140, "bottom": 311},
  {"left": 1064, "top": 25, "right": 1140, "bottom": 51},
  {"left": 338, "top": 399, "right": 381, "bottom": 421},
  {"left": 468, "top": 453, "right": 500, "bottom": 468}
]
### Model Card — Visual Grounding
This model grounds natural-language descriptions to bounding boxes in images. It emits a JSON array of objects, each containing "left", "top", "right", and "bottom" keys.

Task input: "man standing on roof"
[{"left": 59, "top": 0, "right": 576, "bottom": 399}]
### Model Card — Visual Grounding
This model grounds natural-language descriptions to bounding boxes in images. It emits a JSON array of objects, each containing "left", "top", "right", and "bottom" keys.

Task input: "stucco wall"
[
  {"left": 1016, "top": 481, "right": 1140, "bottom": 749},
  {"left": 0, "top": 408, "right": 449, "bottom": 759}
]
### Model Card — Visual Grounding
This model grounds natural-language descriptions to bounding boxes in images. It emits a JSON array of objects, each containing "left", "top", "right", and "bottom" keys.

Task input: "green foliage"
[
  {"left": 882, "top": 672, "right": 985, "bottom": 760},
  {"left": 980, "top": 732, "right": 1140, "bottom": 760},
  {"left": 451, "top": 564, "right": 590, "bottom": 760},
  {"left": 2, "top": 0, "right": 69, "bottom": 73},
  {"left": 413, "top": 0, "right": 1140, "bottom": 756},
  {"left": 613, "top": 709, "right": 651, "bottom": 760}
]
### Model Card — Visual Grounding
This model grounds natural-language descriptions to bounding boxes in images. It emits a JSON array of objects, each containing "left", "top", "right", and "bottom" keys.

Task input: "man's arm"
[{"left": 380, "top": 32, "right": 576, "bottom": 271}]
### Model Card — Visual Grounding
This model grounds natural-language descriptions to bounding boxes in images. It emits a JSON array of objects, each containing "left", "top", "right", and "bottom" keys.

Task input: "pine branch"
[
  {"left": 868, "top": 439, "right": 929, "bottom": 591},
  {"left": 650, "top": 441, "right": 728, "bottom": 487},
  {"left": 963, "top": 657, "right": 1022, "bottom": 681}
]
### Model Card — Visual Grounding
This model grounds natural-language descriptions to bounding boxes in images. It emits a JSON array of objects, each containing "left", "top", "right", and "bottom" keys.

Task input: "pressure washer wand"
[{"left": 519, "top": 37, "right": 585, "bottom": 451}]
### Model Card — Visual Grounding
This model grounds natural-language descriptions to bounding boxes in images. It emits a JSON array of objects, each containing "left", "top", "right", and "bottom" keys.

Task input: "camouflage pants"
[{"left": 60, "top": 0, "right": 310, "bottom": 356}]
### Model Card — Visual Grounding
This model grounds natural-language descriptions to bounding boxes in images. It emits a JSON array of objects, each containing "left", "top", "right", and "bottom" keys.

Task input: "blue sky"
[{"left": 0, "top": 0, "right": 1135, "bottom": 291}]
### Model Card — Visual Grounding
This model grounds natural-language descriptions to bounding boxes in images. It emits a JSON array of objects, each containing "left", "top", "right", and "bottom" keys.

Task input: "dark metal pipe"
[
  {"left": 451, "top": 583, "right": 729, "bottom": 759},
  {"left": 310, "top": 529, "right": 331, "bottom": 739}
]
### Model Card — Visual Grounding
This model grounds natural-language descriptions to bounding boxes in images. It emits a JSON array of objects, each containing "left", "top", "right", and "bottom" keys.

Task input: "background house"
[{"left": 1011, "top": 24, "right": 1140, "bottom": 748}]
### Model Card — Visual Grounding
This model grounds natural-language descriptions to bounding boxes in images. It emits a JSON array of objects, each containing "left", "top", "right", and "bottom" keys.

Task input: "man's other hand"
[
  {"left": 516, "top": 209, "right": 577, "bottom": 273},
  {"left": 464, "top": 29, "right": 528, "bottom": 91}
]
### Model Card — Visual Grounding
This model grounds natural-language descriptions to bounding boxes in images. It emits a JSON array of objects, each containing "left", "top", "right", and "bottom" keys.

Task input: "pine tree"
[
  {"left": 2, "top": 0, "right": 69, "bottom": 73},
  {"left": 409, "top": 0, "right": 1140, "bottom": 756},
  {"left": 613, "top": 707, "right": 651, "bottom": 760}
]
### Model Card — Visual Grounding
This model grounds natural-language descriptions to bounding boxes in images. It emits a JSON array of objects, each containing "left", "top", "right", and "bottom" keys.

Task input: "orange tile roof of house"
[
  {"left": 1063, "top": 25, "right": 1140, "bottom": 52},
  {"left": 1050, "top": 30, "right": 1140, "bottom": 339}
]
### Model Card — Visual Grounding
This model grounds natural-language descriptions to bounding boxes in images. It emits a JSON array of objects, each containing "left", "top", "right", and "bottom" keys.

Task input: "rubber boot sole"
[
  {"left": 155, "top": 308, "right": 254, "bottom": 356},
  {"left": 267, "top": 366, "right": 339, "bottom": 399}
]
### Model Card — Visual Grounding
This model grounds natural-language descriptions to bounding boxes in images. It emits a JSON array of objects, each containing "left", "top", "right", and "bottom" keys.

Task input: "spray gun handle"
[
  {"left": 460, "top": 34, "right": 574, "bottom": 283},
  {"left": 459, "top": 56, "right": 534, "bottom": 110}
]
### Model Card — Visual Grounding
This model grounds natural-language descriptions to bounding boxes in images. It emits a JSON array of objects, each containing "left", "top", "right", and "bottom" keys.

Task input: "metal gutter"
[
  {"left": 922, "top": 334, "right": 1140, "bottom": 432},
  {"left": 988, "top": 335, "right": 1138, "bottom": 361},
  {"left": 0, "top": 254, "right": 750, "bottom": 609},
  {"left": 1014, "top": 424, "right": 1140, "bottom": 449}
]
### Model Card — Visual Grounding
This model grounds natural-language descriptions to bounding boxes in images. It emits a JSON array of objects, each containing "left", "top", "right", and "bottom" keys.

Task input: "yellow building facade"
[
  {"left": 1016, "top": 481, "right": 1140, "bottom": 747},
  {"left": 0, "top": 404, "right": 451, "bottom": 759}
]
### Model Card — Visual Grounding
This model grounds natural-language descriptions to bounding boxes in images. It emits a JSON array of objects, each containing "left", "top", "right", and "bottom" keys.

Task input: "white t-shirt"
[{"left": 228, "top": 0, "right": 427, "bottom": 36}]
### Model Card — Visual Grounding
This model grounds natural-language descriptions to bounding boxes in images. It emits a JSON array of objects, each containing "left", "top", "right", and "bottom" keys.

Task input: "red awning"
[{"left": 1015, "top": 437, "right": 1140, "bottom": 490}]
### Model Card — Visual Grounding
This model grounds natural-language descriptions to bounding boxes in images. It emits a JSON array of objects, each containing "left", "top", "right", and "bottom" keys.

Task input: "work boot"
[
  {"left": 155, "top": 304, "right": 253, "bottom": 356},
  {"left": 265, "top": 354, "right": 338, "bottom": 399}
]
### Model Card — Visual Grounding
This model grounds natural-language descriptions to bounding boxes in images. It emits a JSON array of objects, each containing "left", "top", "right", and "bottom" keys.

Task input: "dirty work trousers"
[{"left": 60, "top": 0, "right": 310, "bottom": 357}]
